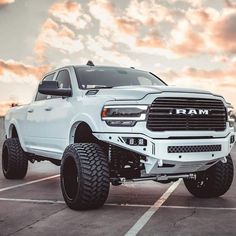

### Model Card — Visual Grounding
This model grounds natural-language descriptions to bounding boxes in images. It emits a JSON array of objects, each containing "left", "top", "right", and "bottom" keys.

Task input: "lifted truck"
[{"left": 2, "top": 61, "right": 235, "bottom": 210}]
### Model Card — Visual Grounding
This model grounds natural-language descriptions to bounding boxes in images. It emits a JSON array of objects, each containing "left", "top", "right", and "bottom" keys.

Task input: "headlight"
[
  {"left": 227, "top": 106, "right": 235, "bottom": 127},
  {"left": 101, "top": 105, "right": 148, "bottom": 126}
]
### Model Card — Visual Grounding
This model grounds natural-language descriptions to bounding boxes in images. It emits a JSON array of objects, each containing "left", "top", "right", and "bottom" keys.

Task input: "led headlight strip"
[{"left": 101, "top": 105, "right": 148, "bottom": 121}]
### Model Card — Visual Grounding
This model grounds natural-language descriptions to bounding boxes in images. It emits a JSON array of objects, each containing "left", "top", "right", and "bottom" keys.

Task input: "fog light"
[
  {"left": 230, "top": 135, "right": 235, "bottom": 144},
  {"left": 123, "top": 137, "right": 147, "bottom": 146},
  {"left": 129, "top": 138, "right": 135, "bottom": 145},
  {"left": 138, "top": 138, "right": 144, "bottom": 145}
]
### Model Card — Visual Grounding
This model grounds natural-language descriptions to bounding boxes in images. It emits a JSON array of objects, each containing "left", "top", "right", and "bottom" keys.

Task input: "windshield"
[{"left": 75, "top": 67, "right": 166, "bottom": 89}]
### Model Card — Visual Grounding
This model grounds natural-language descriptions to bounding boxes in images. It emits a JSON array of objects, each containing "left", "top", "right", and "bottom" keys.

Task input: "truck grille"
[
  {"left": 168, "top": 144, "right": 222, "bottom": 153},
  {"left": 147, "top": 97, "right": 226, "bottom": 132}
]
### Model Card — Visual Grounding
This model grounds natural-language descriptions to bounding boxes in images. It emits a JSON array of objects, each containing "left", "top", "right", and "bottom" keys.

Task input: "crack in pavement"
[
  {"left": 173, "top": 209, "right": 197, "bottom": 227},
  {"left": 6, "top": 206, "right": 67, "bottom": 236}
]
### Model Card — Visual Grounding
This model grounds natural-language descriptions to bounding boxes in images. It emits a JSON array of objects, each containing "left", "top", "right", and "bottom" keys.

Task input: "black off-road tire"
[
  {"left": 184, "top": 155, "right": 234, "bottom": 198},
  {"left": 2, "top": 138, "right": 28, "bottom": 179},
  {"left": 60, "top": 143, "right": 110, "bottom": 210}
]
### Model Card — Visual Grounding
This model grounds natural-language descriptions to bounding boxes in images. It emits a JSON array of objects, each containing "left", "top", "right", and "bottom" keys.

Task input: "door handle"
[
  {"left": 45, "top": 107, "right": 53, "bottom": 111},
  {"left": 27, "top": 109, "right": 34, "bottom": 113}
]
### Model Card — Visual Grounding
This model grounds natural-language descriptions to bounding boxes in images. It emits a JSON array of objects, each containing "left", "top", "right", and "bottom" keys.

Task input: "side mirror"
[{"left": 38, "top": 81, "right": 72, "bottom": 97}]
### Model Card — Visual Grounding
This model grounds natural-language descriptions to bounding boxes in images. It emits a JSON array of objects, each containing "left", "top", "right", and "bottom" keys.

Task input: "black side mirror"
[{"left": 38, "top": 81, "right": 72, "bottom": 97}]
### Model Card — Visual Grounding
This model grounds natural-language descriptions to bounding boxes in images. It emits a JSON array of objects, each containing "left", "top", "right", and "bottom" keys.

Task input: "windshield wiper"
[{"left": 93, "top": 86, "right": 113, "bottom": 89}]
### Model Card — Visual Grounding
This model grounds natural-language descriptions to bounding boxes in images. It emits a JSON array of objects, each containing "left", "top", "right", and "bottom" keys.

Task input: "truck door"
[
  {"left": 35, "top": 69, "right": 73, "bottom": 157},
  {"left": 24, "top": 72, "right": 56, "bottom": 152}
]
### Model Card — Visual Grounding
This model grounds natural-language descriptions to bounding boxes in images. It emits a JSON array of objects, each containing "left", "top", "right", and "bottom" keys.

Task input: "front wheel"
[
  {"left": 60, "top": 143, "right": 110, "bottom": 210},
  {"left": 184, "top": 155, "right": 234, "bottom": 198}
]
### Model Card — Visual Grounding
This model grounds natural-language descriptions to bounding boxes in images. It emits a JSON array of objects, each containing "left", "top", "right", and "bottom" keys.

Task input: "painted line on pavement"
[
  {"left": 0, "top": 174, "right": 60, "bottom": 192},
  {"left": 0, "top": 197, "right": 236, "bottom": 212},
  {"left": 124, "top": 179, "right": 181, "bottom": 236},
  {"left": 0, "top": 197, "right": 64, "bottom": 204},
  {"left": 105, "top": 203, "right": 152, "bottom": 208},
  {"left": 161, "top": 205, "right": 236, "bottom": 211}
]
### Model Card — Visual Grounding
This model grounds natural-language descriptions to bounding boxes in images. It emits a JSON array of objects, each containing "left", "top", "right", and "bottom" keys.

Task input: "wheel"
[
  {"left": 2, "top": 138, "right": 28, "bottom": 179},
  {"left": 60, "top": 143, "right": 110, "bottom": 210},
  {"left": 184, "top": 155, "right": 234, "bottom": 198}
]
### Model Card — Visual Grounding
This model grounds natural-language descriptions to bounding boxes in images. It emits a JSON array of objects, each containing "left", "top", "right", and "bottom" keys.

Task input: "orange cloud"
[
  {"left": 186, "top": 8, "right": 214, "bottom": 25},
  {"left": 0, "top": 59, "right": 50, "bottom": 80},
  {"left": 208, "top": 11, "right": 236, "bottom": 54},
  {"left": 224, "top": 0, "right": 236, "bottom": 8},
  {"left": 170, "top": 20, "right": 205, "bottom": 55},
  {"left": 136, "top": 35, "right": 164, "bottom": 48},
  {"left": 116, "top": 18, "right": 139, "bottom": 35},
  {"left": 159, "top": 63, "right": 236, "bottom": 107},
  {"left": 49, "top": 1, "right": 91, "bottom": 29},
  {"left": 86, "top": 35, "right": 140, "bottom": 66},
  {"left": 165, "top": 7, "right": 236, "bottom": 56},
  {"left": 0, "top": 59, "right": 51, "bottom": 115},
  {"left": 170, "top": 0, "right": 203, "bottom": 7},
  {"left": 88, "top": 0, "right": 236, "bottom": 58},
  {"left": 0, "top": 0, "right": 14, "bottom": 5},
  {"left": 126, "top": 0, "right": 181, "bottom": 24},
  {"left": 183, "top": 67, "right": 236, "bottom": 80},
  {"left": 34, "top": 18, "right": 83, "bottom": 63}
]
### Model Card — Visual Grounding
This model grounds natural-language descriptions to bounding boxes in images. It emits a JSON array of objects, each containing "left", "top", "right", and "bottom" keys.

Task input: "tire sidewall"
[
  {"left": 60, "top": 147, "right": 83, "bottom": 206},
  {"left": 1, "top": 138, "right": 28, "bottom": 179},
  {"left": 2, "top": 141, "right": 9, "bottom": 176}
]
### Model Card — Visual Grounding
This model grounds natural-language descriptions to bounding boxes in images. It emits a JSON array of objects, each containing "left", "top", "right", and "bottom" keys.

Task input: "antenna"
[{"left": 86, "top": 60, "right": 95, "bottom": 66}]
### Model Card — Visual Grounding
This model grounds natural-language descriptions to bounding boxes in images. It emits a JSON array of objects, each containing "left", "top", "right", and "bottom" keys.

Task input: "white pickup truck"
[{"left": 2, "top": 61, "right": 235, "bottom": 210}]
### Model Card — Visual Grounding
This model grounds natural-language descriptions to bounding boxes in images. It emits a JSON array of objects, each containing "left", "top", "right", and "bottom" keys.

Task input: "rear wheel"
[
  {"left": 184, "top": 155, "right": 234, "bottom": 198},
  {"left": 2, "top": 138, "right": 28, "bottom": 179},
  {"left": 60, "top": 143, "right": 110, "bottom": 210}
]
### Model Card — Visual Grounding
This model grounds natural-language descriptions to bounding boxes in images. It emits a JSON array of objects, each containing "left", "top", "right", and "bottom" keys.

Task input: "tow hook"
[{"left": 221, "top": 157, "right": 227, "bottom": 163}]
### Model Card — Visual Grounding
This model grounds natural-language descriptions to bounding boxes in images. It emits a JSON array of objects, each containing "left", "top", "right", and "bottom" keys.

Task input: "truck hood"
[{"left": 92, "top": 86, "right": 214, "bottom": 100}]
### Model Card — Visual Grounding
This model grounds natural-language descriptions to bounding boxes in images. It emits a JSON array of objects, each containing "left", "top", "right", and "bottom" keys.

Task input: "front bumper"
[{"left": 94, "top": 131, "right": 235, "bottom": 175}]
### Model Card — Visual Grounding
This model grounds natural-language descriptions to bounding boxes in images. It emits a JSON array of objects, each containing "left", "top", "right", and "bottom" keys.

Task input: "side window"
[
  {"left": 35, "top": 73, "right": 55, "bottom": 101},
  {"left": 56, "top": 70, "right": 71, "bottom": 89}
]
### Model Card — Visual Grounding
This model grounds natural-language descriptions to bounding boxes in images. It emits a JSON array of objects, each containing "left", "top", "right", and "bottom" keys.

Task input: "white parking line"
[
  {"left": 0, "top": 174, "right": 60, "bottom": 192},
  {"left": 0, "top": 197, "right": 64, "bottom": 204},
  {"left": 0, "top": 197, "right": 236, "bottom": 212},
  {"left": 105, "top": 203, "right": 152, "bottom": 208},
  {"left": 124, "top": 179, "right": 181, "bottom": 236},
  {"left": 161, "top": 205, "right": 236, "bottom": 211}
]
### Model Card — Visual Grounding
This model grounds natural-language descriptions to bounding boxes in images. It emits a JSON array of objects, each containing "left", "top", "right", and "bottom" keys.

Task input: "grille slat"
[{"left": 147, "top": 97, "right": 226, "bottom": 132}]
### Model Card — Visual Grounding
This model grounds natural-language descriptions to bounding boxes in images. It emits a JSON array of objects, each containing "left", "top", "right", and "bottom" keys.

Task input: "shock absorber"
[{"left": 109, "top": 145, "right": 121, "bottom": 177}]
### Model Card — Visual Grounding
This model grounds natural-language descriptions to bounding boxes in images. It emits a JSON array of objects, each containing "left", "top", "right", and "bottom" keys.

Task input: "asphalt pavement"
[{"left": 0, "top": 117, "right": 236, "bottom": 236}]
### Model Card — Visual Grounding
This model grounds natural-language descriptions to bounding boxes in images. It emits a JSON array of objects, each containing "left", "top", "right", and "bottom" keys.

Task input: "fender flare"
[
  {"left": 7, "top": 119, "right": 27, "bottom": 151},
  {"left": 68, "top": 113, "right": 99, "bottom": 144}
]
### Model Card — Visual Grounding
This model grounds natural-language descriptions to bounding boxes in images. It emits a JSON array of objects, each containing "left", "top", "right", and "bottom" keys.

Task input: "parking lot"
[{"left": 0, "top": 117, "right": 236, "bottom": 236}]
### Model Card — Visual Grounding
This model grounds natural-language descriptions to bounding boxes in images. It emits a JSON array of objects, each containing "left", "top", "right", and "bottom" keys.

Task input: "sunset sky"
[{"left": 0, "top": 0, "right": 235, "bottom": 115}]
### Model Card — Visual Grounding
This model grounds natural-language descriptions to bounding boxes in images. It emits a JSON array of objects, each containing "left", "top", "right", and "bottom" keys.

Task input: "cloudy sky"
[{"left": 0, "top": 0, "right": 235, "bottom": 115}]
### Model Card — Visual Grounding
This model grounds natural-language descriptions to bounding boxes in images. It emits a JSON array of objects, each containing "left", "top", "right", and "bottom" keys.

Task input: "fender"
[{"left": 68, "top": 113, "right": 99, "bottom": 144}]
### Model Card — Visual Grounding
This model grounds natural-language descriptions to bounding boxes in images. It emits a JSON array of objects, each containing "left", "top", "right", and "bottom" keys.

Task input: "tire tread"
[{"left": 61, "top": 143, "right": 110, "bottom": 210}]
